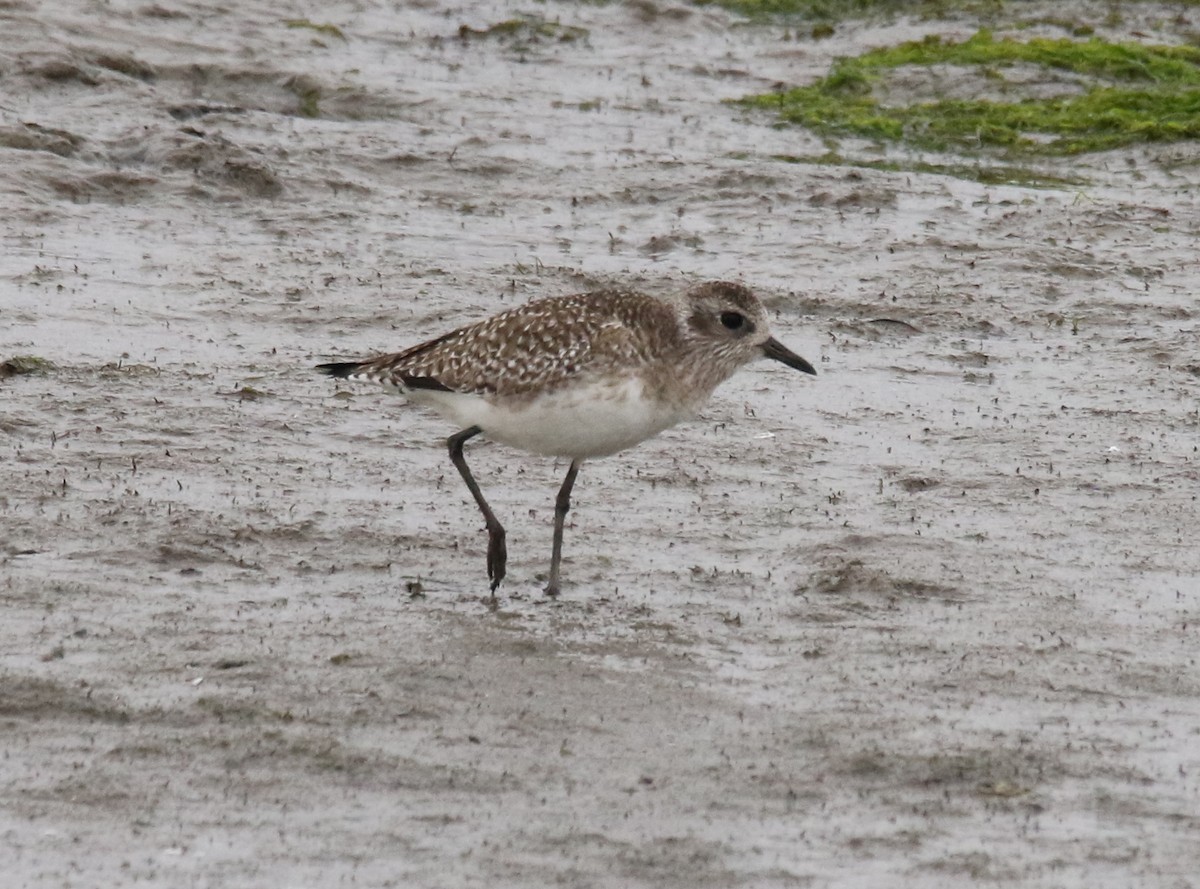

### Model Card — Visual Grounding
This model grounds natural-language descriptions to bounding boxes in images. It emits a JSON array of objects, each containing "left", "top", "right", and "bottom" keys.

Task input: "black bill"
[{"left": 762, "top": 337, "right": 816, "bottom": 375}]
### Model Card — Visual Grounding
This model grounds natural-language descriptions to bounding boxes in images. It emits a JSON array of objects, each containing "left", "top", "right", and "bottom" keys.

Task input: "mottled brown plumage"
[{"left": 330, "top": 290, "right": 683, "bottom": 398}]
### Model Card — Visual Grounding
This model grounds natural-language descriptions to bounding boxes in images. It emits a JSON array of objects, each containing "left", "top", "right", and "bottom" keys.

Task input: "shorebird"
[{"left": 317, "top": 280, "right": 815, "bottom": 597}]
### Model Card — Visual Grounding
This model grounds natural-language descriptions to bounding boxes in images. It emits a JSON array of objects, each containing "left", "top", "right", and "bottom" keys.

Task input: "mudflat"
[{"left": 3, "top": 2, "right": 1199, "bottom": 886}]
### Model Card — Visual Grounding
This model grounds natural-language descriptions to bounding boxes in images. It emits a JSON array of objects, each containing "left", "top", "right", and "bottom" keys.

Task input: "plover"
[{"left": 317, "top": 280, "right": 815, "bottom": 597}]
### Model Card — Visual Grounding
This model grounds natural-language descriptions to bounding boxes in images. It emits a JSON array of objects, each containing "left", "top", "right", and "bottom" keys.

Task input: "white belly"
[{"left": 408, "top": 377, "right": 695, "bottom": 458}]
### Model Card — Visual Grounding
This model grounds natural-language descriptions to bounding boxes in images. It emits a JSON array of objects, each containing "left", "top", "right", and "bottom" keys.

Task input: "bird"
[{"left": 316, "top": 280, "right": 815, "bottom": 598}]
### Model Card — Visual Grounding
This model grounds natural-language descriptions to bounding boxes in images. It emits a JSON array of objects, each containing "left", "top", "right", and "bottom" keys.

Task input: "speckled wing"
[{"left": 320, "top": 291, "right": 677, "bottom": 399}]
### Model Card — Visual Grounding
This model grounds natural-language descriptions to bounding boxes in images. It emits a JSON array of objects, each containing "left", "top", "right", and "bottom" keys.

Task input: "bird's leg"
[
  {"left": 545, "top": 459, "right": 582, "bottom": 597},
  {"left": 448, "top": 426, "right": 507, "bottom": 595}
]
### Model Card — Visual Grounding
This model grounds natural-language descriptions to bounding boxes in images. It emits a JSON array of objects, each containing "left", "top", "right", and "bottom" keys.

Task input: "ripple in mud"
[
  {"left": 803, "top": 555, "right": 961, "bottom": 602},
  {"left": 0, "top": 123, "right": 85, "bottom": 157},
  {"left": 48, "top": 169, "right": 160, "bottom": 202}
]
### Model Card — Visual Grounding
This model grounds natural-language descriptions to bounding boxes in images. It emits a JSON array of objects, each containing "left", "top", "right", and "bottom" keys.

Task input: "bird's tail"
[{"left": 315, "top": 361, "right": 365, "bottom": 379}]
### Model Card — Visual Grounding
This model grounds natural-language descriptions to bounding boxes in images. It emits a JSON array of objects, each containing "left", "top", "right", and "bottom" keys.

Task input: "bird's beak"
[{"left": 762, "top": 337, "right": 816, "bottom": 375}]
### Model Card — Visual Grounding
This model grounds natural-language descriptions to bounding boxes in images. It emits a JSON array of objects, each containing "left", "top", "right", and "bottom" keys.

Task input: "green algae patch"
[
  {"left": 742, "top": 30, "right": 1200, "bottom": 157},
  {"left": 286, "top": 75, "right": 322, "bottom": 118},
  {"left": 700, "top": 0, "right": 995, "bottom": 19},
  {"left": 284, "top": 19, "right": 347, "bottom": 41},
  {"left": 457, "top": 14, "right": 588, "bottom": 45},
  {"left": 1, "top": 355, "right": 56, "bottom": 378},
  {"left": 703, "top": 0, "right": 1200, "bottom": 21}
]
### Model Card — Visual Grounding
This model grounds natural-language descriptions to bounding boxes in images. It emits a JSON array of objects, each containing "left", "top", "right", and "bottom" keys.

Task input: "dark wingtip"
[
  {"left": 315, "top": 361, "right": 361, "bottom": 378},
  {"left": 402, "top": 375, "right": 454, "bottom": 393}
]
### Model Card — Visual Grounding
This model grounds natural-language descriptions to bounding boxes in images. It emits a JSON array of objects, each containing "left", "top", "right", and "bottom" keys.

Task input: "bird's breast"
[{"left": 415, "top": 375, "right": 698, "bottom": 459}]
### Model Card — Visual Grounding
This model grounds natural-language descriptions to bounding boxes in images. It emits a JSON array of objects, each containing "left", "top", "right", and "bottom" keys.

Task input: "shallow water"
[{"left": 3, "top": 1, "right": 1200, "bottom": 886}]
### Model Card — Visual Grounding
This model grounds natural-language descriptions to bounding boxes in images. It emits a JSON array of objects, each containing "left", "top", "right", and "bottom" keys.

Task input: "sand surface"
[{"left": 3, "top": 1, "right": 1200, "bottom": 886}]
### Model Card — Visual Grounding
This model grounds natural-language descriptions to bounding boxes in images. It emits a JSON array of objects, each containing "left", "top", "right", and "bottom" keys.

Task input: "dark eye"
[{"left": 720, "top": 312, "right": 745, "bottom": 330}]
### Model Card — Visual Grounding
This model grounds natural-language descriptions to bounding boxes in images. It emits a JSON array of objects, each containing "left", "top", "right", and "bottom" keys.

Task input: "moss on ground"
[{"left": 741, "top": 30, "right": 1200, "bottom": 157}]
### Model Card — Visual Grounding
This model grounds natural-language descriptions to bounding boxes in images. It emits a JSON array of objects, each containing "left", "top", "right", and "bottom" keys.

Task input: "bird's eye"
[{"left": 720, "top": 312, "right": 745, "bottom": 331}]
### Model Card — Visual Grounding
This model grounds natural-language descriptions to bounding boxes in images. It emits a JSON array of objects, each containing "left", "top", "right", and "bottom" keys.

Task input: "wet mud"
[{"left": 3, "top": 1, "right": 1200, "bottom": 886}]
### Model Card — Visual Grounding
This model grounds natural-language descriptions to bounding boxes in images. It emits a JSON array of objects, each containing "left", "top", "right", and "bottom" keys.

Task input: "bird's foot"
[{"left": 486, "top": 525, "right": 507, "bottom": 592}]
